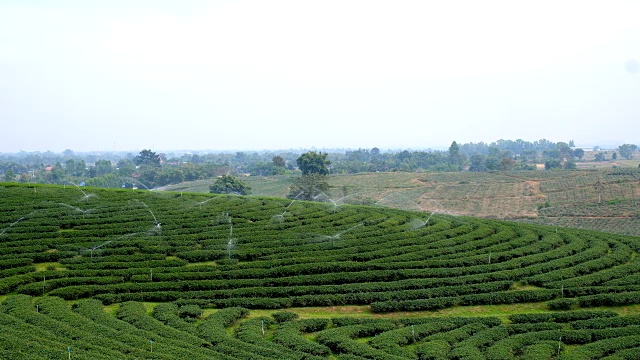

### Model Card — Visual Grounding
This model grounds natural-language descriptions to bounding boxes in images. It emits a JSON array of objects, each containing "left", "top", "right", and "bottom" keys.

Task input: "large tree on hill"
[
  {"left": 296, "top": 151, "right": 331, "bottom": 176},
  {"left": 134, "top": 149, "right": 161, "bottom": 167},
  {"left": 290, "top": 151, "right": 331, "bottom": 200},
  {"left": 209, "top": 174, "right": 251, "bottom": 195}
]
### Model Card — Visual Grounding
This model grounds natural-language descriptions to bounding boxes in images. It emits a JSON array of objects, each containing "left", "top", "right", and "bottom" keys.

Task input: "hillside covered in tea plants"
[
  {"left": 1, "top": 183, "right": 640, "bottom": 359},
  {"left": 163, "top": 168, "right": 640, "bottom": 237}
]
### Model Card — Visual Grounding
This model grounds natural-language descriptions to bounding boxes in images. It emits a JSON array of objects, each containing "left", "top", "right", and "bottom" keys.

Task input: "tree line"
[{"left": 1, "top": 140, "right": 638, "bottom": 188}]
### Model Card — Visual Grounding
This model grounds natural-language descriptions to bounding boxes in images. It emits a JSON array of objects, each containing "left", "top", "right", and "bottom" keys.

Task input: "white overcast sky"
[{"left": 1, "top": 0, "right": 639, "bottom": 153}]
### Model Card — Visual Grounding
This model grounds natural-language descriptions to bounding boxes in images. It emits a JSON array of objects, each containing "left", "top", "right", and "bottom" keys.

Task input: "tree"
[
  {"left": 62, "top": 149, "right": 74, "bottom": 159},
  {"left": 469, "top": 154, "right": 487, "bottom": 172},
  {"left": 65, "top": 159, "right": 77, "bottom": 176},
  {"left": 521, "top": 149, "right": 538, "bottom": 163},
  {"left": 65, "top": 159, "right": 86, "bottom": 177},
  {"left": 287, "top": 174, "right": 329, "bottom": 201},
  {"left": 618, "top": 144, "right": 638, "bottom": 160},
  {"left": 74, "top": 160, "right": 87, "bottom": 177},
  {"left": 498, "top": 158, "right": 517, "bottom": 171},
  {"left": 209, "top": 174, "right": 251, "bottom": 195},
  {"left": 594, "top": 180, "right": 605, "bottom": 203},
  {"left": 543, "top": 149, "right": 561, "bottom": 160},
  {"left": 612, "top": 152, "right": 617, "bottom": 160},
  {"left": 573, "top": 148, "right": 585, "bottom": 160},
  {"left": 556, "top": 142, "right": 574, "bottom": 161},
  {"left": 544, "top": 159, "right": 561, "bottom": 170},
  {"left": 296, "top": 151, "right": 331, "bottom": 176},
  {"left": 272, "top": 156, "right": 286, "bottom": 168},
  {"left": 3, "top": 169, "right": 15, "bottom": 182},
  {"left": 134, "top": 149, "right": 161, "bottom": 167},
  {"left": 594, "top": 153, "right": 606, "bottom": 161},
  {"left": 485, "top": 157, "right": 500, "bottom": 171},
  {"left": 94, "top": 160, "right": 113, "bottom": 176},
  {"left": 49, "top": 163, "right": 65, "bottom": 183},
  {"left": 448, "top": 141, "right": 465, "bottom": 169},
  {"left": 117, "top": 159, "right": 136, "bottom": 176}
]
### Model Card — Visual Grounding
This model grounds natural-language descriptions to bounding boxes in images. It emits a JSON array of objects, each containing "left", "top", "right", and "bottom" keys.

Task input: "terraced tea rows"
[
  {"left": 1, "top": 183, "right": 640, "bottom": 358},
  {"left": 3, "top": 295, "right": 640, "bottom": 359}
]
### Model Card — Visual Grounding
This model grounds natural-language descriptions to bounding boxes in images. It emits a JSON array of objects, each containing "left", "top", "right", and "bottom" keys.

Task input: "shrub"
[
  {"left": 272, "top": 311, "right": 299, "bottom": 323},
  {"left": 548, "top": 298, "right": 578, "bottom": 311}
]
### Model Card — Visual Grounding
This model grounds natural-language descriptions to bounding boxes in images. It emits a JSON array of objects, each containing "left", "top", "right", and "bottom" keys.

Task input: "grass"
[
  {"left": 143, "top": 302, "right": 161, "bottom": 315},
  {"left": 185, "top": 261, "right": 217, "bottom": 267},
  {"left": 256, "top": 303, "right": 551, "bottom": 321},
  {"left": 103, "top": 303, "right": 118, "bottom": 315},
  {"left": 202, "top": 303, "right": 640, "bottom": 324},
  {"left": 510, "top": 282, "right": 546, "bottom": 291},
  {"left": 34, "top": 262, "right": 65, "bottom": 271}
]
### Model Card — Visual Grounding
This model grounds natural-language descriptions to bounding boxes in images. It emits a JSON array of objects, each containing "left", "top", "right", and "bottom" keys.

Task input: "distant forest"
[{"left": 0, "top": 139, "right": 637, "bottom": 189}]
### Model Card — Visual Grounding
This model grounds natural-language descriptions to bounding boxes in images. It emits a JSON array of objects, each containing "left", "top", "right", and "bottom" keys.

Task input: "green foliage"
[
  {"left": 448, "top": 141, "right": 465, "bottom": 170},
  {"left": 618, "top": 144, "right": 638, "bottom": 160},
  {"left": 209, "top": 174, "right": 252, "bottom": 195},
  {"left": 3, "top": 169, "right": 15, "bottom": 182},
  {"left": 547, "top": 298, "right": 579, "bottom": 310},
  {"left": 178, "top": 304, "right": 203, "bottom": 319},
  {"left": 134, "top": 149, "right": 161, "bottom": 167},
  {"left": 296, "top": 151, "right": 331, "bottom": 176},
  {"left": 545, "top": 159, "right": 561, "bottom": 170},
  {"left": 248, "top": 162, "right": 285, "bottom": 176},
  {"left": 272, "top": 311, "right": 299, "bottom": 323},
  {"left": 272, "top": 156, "right": 286, "bottom": 168}
]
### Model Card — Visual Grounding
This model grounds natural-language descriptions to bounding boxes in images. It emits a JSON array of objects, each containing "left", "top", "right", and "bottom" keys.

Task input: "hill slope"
[
  {"left": 164, "top": 169, "right": 640, "bottom": 236},
  {"left": 1, "top": 183, "right": 640, "bottom": 358}
]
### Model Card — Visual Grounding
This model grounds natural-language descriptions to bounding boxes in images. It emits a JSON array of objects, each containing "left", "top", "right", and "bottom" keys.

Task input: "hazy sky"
[{"left": 1, "top": 0, "right": 639, "bottom": 153}]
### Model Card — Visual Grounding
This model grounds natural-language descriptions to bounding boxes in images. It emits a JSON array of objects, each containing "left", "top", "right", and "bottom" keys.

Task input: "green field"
[
  {"left": 1, "top": 183, "right": 640, "bottom": 358},
  {"left": 165, "top": 169, "right": 640, "bottom": 236}
]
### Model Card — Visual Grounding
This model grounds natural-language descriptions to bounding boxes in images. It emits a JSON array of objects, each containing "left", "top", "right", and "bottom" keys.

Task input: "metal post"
[{"left": 557, "top": 336, "right": 562, "bottom": 357}]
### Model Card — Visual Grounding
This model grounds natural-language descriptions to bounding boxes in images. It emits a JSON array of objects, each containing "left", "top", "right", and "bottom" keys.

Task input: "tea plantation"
[{"left": 1, "top": 183, "right": 640, "bottom": 359}]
